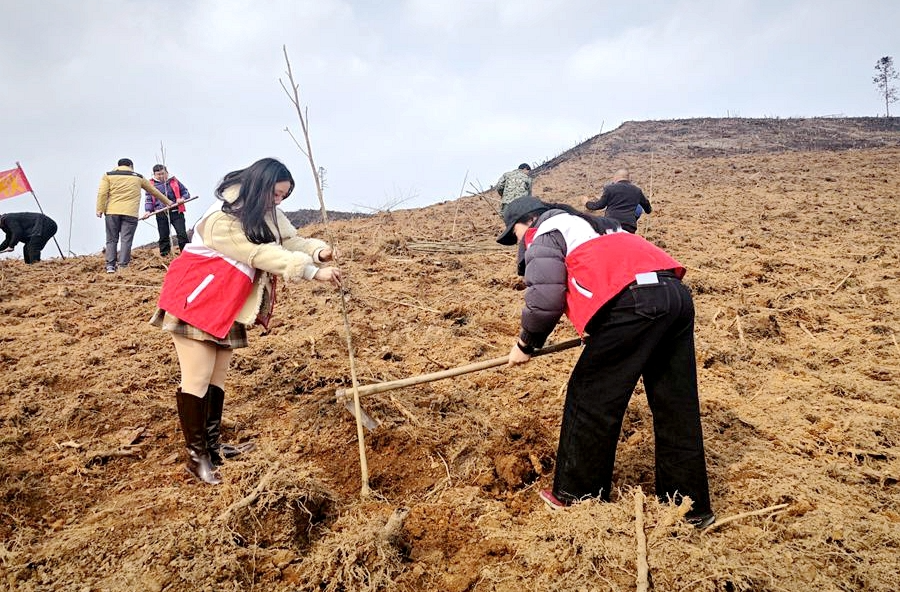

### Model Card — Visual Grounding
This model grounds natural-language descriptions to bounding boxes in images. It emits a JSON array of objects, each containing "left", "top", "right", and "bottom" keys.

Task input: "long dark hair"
[
  {"left": 216, "top": 158, "right": 295, "bottom": 244},
  {"left": 521, "top": 201, "right": 622, "bottom": 234},
  {"left": 515, "top": 202, "right": 623, "bottom": 276}
]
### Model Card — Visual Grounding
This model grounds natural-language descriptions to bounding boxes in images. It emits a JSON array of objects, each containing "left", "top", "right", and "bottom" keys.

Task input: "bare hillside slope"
[{"left": 1, "top": 117, "right": 899, "bottom": 591}]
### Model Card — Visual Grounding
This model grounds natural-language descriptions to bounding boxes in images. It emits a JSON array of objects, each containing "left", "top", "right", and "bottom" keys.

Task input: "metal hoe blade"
[{"left": 339, "top": 394, "right": 380, "bottom": 430}]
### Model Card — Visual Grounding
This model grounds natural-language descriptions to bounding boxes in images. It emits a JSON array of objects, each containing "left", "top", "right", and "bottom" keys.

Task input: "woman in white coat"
[{"left": 151, "top": 158, "right": 342, "bottom": 484}]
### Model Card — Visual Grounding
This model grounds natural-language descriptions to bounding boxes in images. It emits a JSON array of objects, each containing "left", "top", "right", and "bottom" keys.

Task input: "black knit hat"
[{"left": 496, "top": 195, "right": 548, "bottom": 246}]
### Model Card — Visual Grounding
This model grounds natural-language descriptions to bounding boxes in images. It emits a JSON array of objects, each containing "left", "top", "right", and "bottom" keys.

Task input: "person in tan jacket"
[
  {"left": 96, "top": 158, "right": 173, "bottom": 273},
  {"left": 150, "top": 157, "right": 342, "bottom": 485}
]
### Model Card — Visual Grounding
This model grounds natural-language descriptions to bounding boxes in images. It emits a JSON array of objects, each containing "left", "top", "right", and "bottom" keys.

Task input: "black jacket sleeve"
[
  {"left": 586, "top": 186, "right": 611, "bottom": 211},
  {"left": 0, "top": 219, "right": 21, "bottom": 250},
  {"left": 639, "top": 190, "right": 652, "bottom": 214},
  {"left": 519, "top": 230, "right": 568, "bottom": 348}
]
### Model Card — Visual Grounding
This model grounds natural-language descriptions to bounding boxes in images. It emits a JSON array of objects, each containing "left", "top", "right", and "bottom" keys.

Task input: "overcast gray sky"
[{"left": 1, "top": 0, "right": 897, "bottom": 257}]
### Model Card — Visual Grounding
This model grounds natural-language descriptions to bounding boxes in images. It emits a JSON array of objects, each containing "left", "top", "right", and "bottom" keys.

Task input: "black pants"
[
  {"left": 23, "top": 220, "right": 57, "bottom": 264},
  {"left": 155, "top": 210, "right": 188, "bottom": 256},
  {"left": 553, "top": 274, "right": 711, "bottom": 516}
]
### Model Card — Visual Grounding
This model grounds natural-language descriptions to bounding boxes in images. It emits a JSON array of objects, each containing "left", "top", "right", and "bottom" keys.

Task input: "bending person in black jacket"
[
  {"left": 0, "top": 212, "right": 58, "bottom": 264},
  {"left": 497, "top": 195, "right": 713, "bottom": 528},
  {"left": 584, "top": 169, "right": 652, "bottom": 233}
]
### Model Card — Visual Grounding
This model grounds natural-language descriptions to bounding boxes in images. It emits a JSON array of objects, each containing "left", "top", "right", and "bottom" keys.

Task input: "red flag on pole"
[{"left": 0, "top": 164, "right": 33, "bottom": 200}]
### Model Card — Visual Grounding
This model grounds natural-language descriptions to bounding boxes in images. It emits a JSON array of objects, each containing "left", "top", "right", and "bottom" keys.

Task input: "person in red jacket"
[{"left": 497, "top": 195, "right": 714, "bottom": 528}]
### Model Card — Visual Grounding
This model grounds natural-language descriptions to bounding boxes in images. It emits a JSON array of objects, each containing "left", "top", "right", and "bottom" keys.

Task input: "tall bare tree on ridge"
[{"left": 873, "top": 56, "right": 898, "bottom": 117}]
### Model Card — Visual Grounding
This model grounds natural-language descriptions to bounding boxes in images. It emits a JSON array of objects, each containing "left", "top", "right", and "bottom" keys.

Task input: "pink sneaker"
[{"left": 539, "top": 489, "right": 568, "bottom": 511}]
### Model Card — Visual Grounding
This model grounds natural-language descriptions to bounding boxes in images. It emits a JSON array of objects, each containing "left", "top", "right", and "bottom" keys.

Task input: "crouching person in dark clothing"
[
  {"left": 0, "top": 212, "right": 58, "bottom": 264},
  {"left": 497, "top": 195, "right": 714, "bottom": 528}
]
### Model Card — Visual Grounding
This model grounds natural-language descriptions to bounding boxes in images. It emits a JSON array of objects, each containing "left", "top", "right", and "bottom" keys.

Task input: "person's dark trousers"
[
  {"left": 23, "top": 220, "right": 57, "bottom": 264},
  {"left": 104, "top": 214, "right": 138, "bottom": 269},
  {"left": 156, "top": 210, "right": 189, "bottom": 255},
  {"left": 170, "top": 210, "right": 189, "bottom": 252},
  {"left": 155, "top": 212, "right": 172, "bottom": 256},
  {"left": 552, "top": 275, "right": 712, "bottom": 517}
]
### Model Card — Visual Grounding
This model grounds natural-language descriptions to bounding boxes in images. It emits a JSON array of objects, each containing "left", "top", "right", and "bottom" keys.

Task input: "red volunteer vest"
[
  {"left": 525, "top": 214, "right": 685, "bottom": 334},
  {"left": 150, "top": 178, "right": 186, "bottom": 212},
  {"left": 156, "top": 203, "right": 256, "bottom": 338},
  {"left": 156, "top": 246, "right": 255, "bottom": 338},
  {"left": 168, "top": 178, "right": 186, "bottom": 213}
]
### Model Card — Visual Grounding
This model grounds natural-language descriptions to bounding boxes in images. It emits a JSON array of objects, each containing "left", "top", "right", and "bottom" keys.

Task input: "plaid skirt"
[{"left": 149, "top": 309, "right": 249, "bottom": 349}]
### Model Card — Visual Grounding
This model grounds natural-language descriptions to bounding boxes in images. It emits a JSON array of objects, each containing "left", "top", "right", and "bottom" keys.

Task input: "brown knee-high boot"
[
  {"left": 206, "top": 385, "right": 256, "bottom": 466},
  {"left": 176, "top": 389, "right": 221, "bottom": 485}
]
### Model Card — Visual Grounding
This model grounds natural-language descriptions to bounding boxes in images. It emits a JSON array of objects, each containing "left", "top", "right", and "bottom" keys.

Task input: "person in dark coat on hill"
[
  {"left": 497, "top": 195, "right": 714, "bottom": 528},
  {"left": 584, "top": 169, "right": 652, "bottom": 233},
  {"left": 0, "top": 212, "right": 58, "bottom": 263}
]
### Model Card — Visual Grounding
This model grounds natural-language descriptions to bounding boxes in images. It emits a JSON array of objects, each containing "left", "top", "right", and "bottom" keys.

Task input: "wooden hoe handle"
[{"left": 335, "top": 337, "right": 582, "bottom": 399}]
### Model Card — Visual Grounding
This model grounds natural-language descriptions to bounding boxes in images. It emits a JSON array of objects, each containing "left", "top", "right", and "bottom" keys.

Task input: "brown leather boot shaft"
[
  {"left": 176, "top": 389, "right": 221, "bottom": 485},
  {"left": 205, "top": 385, "right": 255, "bottom": 465}
]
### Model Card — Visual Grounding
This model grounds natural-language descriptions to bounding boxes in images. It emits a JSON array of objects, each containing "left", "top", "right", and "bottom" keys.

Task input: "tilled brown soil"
[{"left": 1, "top": 120, "right": 899, "bottom": 591}]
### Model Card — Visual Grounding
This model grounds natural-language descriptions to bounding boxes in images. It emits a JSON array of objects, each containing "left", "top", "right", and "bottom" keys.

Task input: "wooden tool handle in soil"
[{"left": 335, "top": 337, "right": 582, "bottom": 399}]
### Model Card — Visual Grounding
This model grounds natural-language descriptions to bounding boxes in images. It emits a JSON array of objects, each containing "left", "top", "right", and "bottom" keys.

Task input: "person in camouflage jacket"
[{"left": 496, "top": 163, "right": 532, "bottom": 212}]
